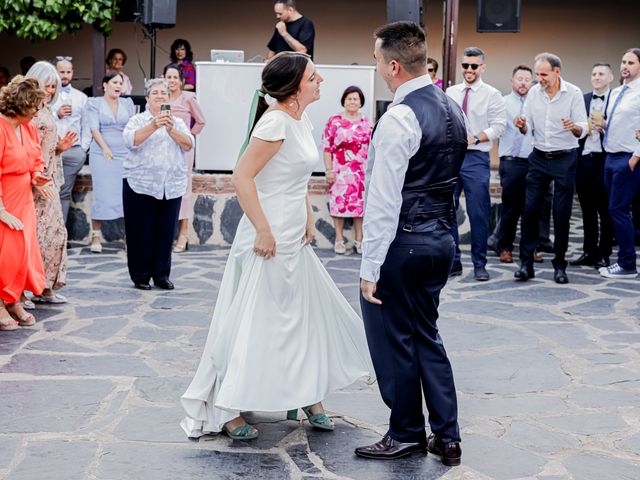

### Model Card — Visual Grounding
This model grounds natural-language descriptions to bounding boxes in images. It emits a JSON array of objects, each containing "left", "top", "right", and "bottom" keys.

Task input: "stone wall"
[{"left": 67, "top": 168, "right": 502, "bottom": 249}]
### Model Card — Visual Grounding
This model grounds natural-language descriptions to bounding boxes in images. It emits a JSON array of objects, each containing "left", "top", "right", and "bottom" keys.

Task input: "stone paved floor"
[{"left": 1, "top": 222, "right": 639, "bottom": 480}]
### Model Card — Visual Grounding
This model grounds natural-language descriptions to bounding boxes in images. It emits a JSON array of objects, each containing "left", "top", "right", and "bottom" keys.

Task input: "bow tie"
[{"left": 592, "top": 94, "right": 605, "bottom": 101}]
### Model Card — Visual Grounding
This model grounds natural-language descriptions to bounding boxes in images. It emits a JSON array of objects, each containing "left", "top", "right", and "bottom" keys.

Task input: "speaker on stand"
[
  {"left": 387, "top": 0, "right": 424, "bottom": 26},
  {"left": 477, "top": 0, "right": 521, "bottom": 32}
]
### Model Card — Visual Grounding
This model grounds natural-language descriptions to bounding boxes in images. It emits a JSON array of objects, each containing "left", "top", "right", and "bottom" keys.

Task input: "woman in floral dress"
[
  {"left": 322, "top": 86, "right": 372, "bottom": 254},
  {"left": 26, "top": 61, "right": 76, "bottom": 304}
]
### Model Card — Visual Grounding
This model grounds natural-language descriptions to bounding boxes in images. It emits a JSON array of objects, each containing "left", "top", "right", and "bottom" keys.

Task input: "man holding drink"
[{"left": 572, "top": 63, "right": 614, "bottom": 268}]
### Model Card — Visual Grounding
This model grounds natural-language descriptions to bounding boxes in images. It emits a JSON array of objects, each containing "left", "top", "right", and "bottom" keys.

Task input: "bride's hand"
[
  {"left": 254, "top": 228, "right": 276, "bottom": 260},
  {"left": 303, "top": 221, "right": 315, "bottom": 245}
]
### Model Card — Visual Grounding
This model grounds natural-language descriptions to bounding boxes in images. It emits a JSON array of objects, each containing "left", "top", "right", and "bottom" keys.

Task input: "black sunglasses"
[
  {"left": 427, "top": 68, "right": 435, "bottom": 72},
  {"left": 461, "top": 63, "right": 482, "bottom": 70}
]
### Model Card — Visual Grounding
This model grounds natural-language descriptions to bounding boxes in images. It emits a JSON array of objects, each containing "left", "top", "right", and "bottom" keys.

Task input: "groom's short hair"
[{"left": 374, "top": 21, "right": 427, "bottom": 75}]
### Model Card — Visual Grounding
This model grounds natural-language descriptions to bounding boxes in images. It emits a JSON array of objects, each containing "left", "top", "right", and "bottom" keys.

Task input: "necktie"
[
  {"left": 603, "top": 84, "right": 629, "bottom": 150},
  {"left": 511, "top": 95, "right": 525, "bottom": 157},
  {"left": 461, "top": 87, "right": 471, "bottom": 115}
]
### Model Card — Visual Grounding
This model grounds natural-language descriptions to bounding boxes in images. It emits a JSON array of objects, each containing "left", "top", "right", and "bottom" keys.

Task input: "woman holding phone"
[
  {"left": 83, "top": 72, "right": 135, "bottom": 253},
  {"left": 122, "top": 78, "right": 193, "bottom": 290}
]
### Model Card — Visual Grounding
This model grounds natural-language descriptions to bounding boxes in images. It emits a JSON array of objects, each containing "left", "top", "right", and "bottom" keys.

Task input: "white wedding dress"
[{"left": 180, "top": 110, "right": 374, "bottom": 437}]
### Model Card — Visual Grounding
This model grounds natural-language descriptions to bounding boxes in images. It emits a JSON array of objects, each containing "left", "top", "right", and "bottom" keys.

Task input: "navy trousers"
[
  {"left": 123, "top": 179, "right": 181, "bottom": 284},
  {"left": 576, "top": 152, "right": 613, "bottom": 259},
  {"left": 361, "top": 224, "right": 460, "bottom": 444},
  {"left": 520, "top": 149, "right": 577, "bottom": 270},
  {"left": 452, "top": 150, "right": 490, "bottom": 268},
  {"left": 604, "top": 152, "right": 640, "bottom": 270}
]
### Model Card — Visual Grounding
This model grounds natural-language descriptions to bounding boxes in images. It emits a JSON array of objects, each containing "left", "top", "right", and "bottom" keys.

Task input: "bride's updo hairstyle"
[{"left": 251, "top": 52, "right": 311, "bottom": 131}]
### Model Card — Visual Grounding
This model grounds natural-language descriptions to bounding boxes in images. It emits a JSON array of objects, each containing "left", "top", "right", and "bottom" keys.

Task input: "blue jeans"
[
  {"left": 451, "top": 150, "right": 490, "bottom": 268},
  {"left": 604, "top": 152, "right": 640, "bottom": 270}
]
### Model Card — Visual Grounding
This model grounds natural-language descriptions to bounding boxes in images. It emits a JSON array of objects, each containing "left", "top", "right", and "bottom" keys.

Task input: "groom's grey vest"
[{"left": 397, "top": 84, "right": 467, "bottom": 232}]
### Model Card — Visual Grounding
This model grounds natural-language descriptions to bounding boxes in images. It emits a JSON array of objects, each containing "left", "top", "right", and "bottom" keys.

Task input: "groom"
[{"left": 356, "top": 21, "right": 466, "bottom": 466}]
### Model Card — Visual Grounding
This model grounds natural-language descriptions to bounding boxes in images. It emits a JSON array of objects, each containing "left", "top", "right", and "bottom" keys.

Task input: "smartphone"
[{"left": 160, "top": 104, "right": 171, "bottom": 115}]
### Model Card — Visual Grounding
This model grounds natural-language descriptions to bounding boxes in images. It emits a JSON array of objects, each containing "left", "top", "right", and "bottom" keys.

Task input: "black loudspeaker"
[
  {"left": 477, "top": 0, "right": 521, "bottom": 32},
  {"left": 142, "top": 0, "right": 177, "bottom": 28},
  {"left": 115, "top": 0, "right": 142, "bottom": 22},
  {"left": 387, "top": 0, "right": 424, "bottom": 26}
]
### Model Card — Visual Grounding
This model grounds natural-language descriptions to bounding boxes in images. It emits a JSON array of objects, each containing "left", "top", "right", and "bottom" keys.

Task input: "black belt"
[
  {"left": 605, "top": 151, "right": 633, "bottom": 156},
  {"left": 533, "top": 148, "right": 574, "bottom": 159}
]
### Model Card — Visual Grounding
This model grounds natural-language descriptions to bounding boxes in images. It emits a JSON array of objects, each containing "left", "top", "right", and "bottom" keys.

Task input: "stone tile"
[
  {"left": 564, "top": 453, "right": 640, "bottom": 480},
  {"left": 0, "top": 353, "right": 155, "bottom": 377},
  {"left": 67, "top": 317, "right": 129, "bottom": 341},
  {"left": 580, "top": 352, "right": 629, "bottom": 365},
  {"left": 563, "top": 299, "right": 619, "bottom": 317},
  {"left": 308, "top": 420, "right": 450, "bottom": 480},
  {"left": 146, "top": 345, "right": 193, "bottom": 364},
  {"left": 459, "top": 395, "right": 567, "bottom": 418},
  {"left": 601, "top": 333, "right": 640, "bottom": 344},
  {"left": 324, "top": 391, "right": 390, "bottom": 428},
  {"left": 440, "top": 319, "right": 536, "bottom": 352},
  {"left": 502, "top": 422, "right": 581, "bottom": 454},
  {"left": 462, "top": 433, "right": 546, "bottom": 480},
  {"left": 102, "top": 342, "right": 141, "bottom": 354},
  {"left": 6, "top": 440, "right": 97, "bottom": 480},
  {"left": 0, "top": 436, "right": 19, "bottom": 470},
  {"left": 61, "top": 286, "right": 142, "bottom": 302},
  {"left": 143, "top": 310, "right": 211, "bottom": 328},
  {"left": 615, "top": 432, "right": 640, "bottom": 455},
  {"left": 113, "top": 406, "right": 187, "bottom": 442},
  {"left": 127, "top": 326, "right": 182, "bottom": 342},
  {"left": 568, "top": 387, "right": 640, "bottom": 408},
  {"left": 96, "top": 443, "right": 288, "bottom": 480},
  {"left": 0, "top": 380, "right": 113, "bottom": 433},
  {"left": 25, "top": 338, "right": 96, "bottom": 353},
  {"left": 285, "top": 444, "right": 322, "bottom": 474},
  {"left": 150, "top": 295, "right": 203, "bottom": 310},
  {"left": 0, "top": 328, "right": 37, "bottom": 355},
  {"left": 75, "top": 302, "right": 139, "bottom": 318},
  {"left": 40, "top": 318, "right": 69, "bottom": 332},
  {"left": 135, "top": 377, "right": 191, "bottom": 404},
  {"left": 598, "top": 287, "right": 639, "bottom": 298},
  {"left": 585, "top": 318, "right": 634, "bottom": 331},
  {"left": 539, "top": 413, "right": 628, "bottom": 435},
  {"left": 441, "top": 300, "right": 566, "bottom": 322},
  {"left": 452, "top": 348, "right": 570, "bottom": 394},
  {"left": 524, "top": 323, "right": 596, "bottom": 349},
  {"left": 582, "top": 367, "right": 640, "bottom": 386},
  {"left": 188, "top": 329, "right": 208, "bottom": 346},
  {"left": 478, "top": 286, "right": 588, "bottom": 305}
]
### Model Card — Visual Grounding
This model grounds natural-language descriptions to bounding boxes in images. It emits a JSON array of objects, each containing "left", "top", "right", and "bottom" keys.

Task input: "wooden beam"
[
  {"left": 442, "top": 0, "right": 460, "bottom": 90},
  {"left": 92, "top": 26, "right": 105, "bottom": 96}
]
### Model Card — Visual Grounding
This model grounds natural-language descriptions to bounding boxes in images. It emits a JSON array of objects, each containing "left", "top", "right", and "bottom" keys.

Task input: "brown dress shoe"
[
  {"left": 355, "top": 434, "right": 427, "bottom": 460},
  {"left": 499, "top": 251, "right": 513, "bottom": 263},
  {"left": 533, "top": 250, "right": 543, "bottom": 263},
  {"left": 427, "top": 433, "right": 461, "bottom": 466}
]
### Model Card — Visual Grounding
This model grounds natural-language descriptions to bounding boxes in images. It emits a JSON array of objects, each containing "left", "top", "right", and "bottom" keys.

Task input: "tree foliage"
[{"left": 0, "top": 0, "right": 120, "bottom": 41}]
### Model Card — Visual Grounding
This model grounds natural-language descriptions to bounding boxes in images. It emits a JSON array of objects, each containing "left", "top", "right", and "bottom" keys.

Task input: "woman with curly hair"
[
  {"left": 168, "top": 39, "right": 196, "bottom": 91},
  {"left": 0, "top": 76, "right": 51, "bottom": 330}
]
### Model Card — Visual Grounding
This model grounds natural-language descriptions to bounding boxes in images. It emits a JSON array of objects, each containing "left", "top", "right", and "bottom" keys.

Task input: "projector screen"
[{"left": 195, "top": 62, "right": 376, "bottom": 171}]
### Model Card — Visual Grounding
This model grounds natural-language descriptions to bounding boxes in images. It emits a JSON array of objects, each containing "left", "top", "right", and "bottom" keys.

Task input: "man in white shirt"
[
  {"left": 514, "top": 52, "right": 588, "bottom": 284},
  {"left": 599, "top": 48, "right": 640, "bottom": 278},
  {"left": 572, "top": 63, "right": 614, "bottom": 269},
  {"left": 446, "top": 47, "right": 506, "bottom": 281},
  {"left": 52, "top": 57, "right": 88, "bottom": 224},
  {"left": 356, "top": 21, "right": 465, "bottom": 466}
]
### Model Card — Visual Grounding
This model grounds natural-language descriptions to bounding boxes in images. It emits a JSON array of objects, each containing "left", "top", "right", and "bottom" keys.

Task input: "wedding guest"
[
  {"left": 83, "top": 72, "right": 135, "bottom": 253},
  {"left": 0, "top": 76, "right": 50, "bottom": 330},
  {"left": 427, "top": 57, "right": 444, "bottom": 89},
  {"left": 122, "top": 78, "right": 193, "bottom": 290},
  {"left": 168, "top": 39, "right": 195, "bottom": 91},
  {"left": 163, "top": 64, "right": 206, "bottom": 253},
  {"left": 26, "top": 61, "right": 76, "bottom": 304},
  {"left": 322, "top": 86, "right": 372, "bottom": 254},
  {"left": 106, "top": 48, "right": 133, "bottom": 95}
]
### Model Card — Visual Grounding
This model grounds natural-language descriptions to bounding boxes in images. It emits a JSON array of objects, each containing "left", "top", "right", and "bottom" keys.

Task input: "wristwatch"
[{"left": 473, "top": 136, "right": 481, "bottom": 145}]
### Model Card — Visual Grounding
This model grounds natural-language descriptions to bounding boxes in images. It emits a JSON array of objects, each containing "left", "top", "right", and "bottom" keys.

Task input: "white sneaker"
[
  {"left": 354, "top": 241, "right": 362, "bottom": 254},
  {"left": 599, "top": 263, "right": 638, "bottom": 278},
  {"left": 90, "top": 230, "right": 102, "bottom": 253},
  {"left": 334, "top": 240, "right": 346, "bottom": 254}
]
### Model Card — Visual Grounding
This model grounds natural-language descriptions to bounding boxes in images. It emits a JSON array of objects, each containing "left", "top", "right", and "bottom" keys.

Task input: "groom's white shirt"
[{"left": 360, "top": 74, "right": 431, "bottom": 283}]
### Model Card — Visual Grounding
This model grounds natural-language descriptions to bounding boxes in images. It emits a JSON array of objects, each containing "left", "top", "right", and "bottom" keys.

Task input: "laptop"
[{"left": 210, "top": 49, "right": 245, "bottom": 63}]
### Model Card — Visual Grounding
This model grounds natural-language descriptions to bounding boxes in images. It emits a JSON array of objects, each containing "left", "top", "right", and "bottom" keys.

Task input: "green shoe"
[
  {"left": 286, "top": 409, "right": 299, "bottom": 421},
  {"left": 222, "top": 423, "right": 259, "bottom": 440},
  {"left": 301, "top": 406, "right": 334, "bottom": 431}
]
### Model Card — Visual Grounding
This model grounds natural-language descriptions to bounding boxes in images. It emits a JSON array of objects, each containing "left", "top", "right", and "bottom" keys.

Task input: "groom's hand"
[{"left": 360, "top": 279, "right": 382, "bottom": 305}]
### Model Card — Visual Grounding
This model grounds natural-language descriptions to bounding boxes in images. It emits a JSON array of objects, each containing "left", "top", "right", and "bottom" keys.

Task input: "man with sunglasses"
[
  {"left": 446, "top": 47, "right": 506, "bottom": 281},
  {"left": 52, "top": 56, "right": 88, "bottom": 225},
  {"left": 514, "top": 52, "right": 588, "bottom": 284}
]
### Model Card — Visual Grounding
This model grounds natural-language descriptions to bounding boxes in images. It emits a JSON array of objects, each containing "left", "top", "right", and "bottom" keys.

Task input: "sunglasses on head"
[
  {"left": 55, "top": 56, "right": 72, "bottom": 62},
  {"left": 461, "top": 63, "right": 482, "bottom": 70}
]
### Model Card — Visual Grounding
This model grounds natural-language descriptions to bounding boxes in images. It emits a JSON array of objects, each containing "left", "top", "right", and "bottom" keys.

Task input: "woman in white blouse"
[{"left": 122, "top": 78, "right": 193, "bottom": 290}]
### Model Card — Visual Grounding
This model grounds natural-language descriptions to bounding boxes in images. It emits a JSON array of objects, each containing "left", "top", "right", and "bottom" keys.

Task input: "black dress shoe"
[
  {"left": 427, "top": 433, "right": 461, "bottom": 466},
  {"left": 570, "top": 253, "right": 597, "bottom": 266},
  {"left": 514, "top": 265, "right": 534, "bottom": 281},
  {"left": 537, "top": 241, "right": 554, "bottom": 253},
  {"left": 355, "top": 434, "right": 427, "bottom": 460},
  {"left": 449, "top": 262, "right": 463, "bottom": 277},
  {"left": 594, "top": 257, "right": 610, "bottom": 269},
  {"left": 134, "top": 282, "right": 151, "bottom": 290},
  {"left": 154, "top": 279, "right": 175, "bottom": 290},
  {"left": 473, "top": 266, "right": 490, "bottom": 281},
  {"left": 554, "top": 268, "right": 569, "bottom": 284}
]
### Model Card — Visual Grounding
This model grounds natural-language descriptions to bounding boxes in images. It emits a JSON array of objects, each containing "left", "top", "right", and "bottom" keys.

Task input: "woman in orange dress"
[{"left": 0, "top": 76, "right": 51, "bottom": 330}]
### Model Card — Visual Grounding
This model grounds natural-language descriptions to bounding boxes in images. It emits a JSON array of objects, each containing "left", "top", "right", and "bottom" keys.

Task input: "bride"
[{"left": 180, "top": 52, "right": 374, "bottom": 440}]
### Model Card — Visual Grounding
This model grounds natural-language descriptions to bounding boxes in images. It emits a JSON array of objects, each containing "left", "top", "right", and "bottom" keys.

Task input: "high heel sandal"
[
  {"left": 221, "top": 422, "right": 259, "bottom": 440},
  {"left": 173, "top": 234, "right": 189, "bottom": 253},
  {"left": 6, "top": 303, "right": 36, "bottom": 327},
  {"left": 287, "top": 406, "right": 335, "bottom": 431}
]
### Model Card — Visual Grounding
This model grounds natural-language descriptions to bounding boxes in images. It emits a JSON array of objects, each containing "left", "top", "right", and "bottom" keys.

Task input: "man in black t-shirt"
[{"left": 267, "top": 0, "right": 315, "bottom": 60}]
